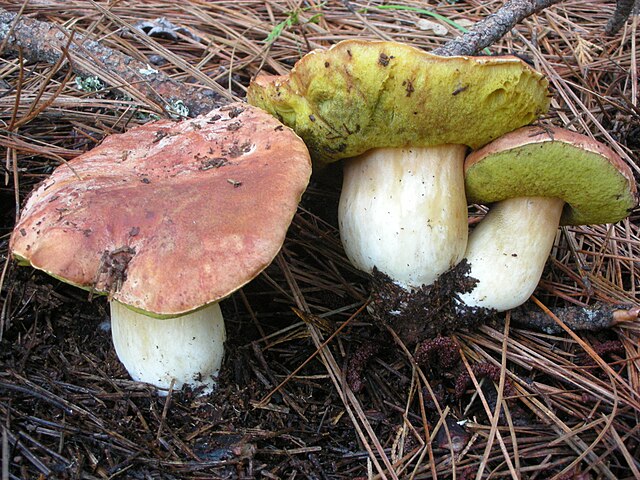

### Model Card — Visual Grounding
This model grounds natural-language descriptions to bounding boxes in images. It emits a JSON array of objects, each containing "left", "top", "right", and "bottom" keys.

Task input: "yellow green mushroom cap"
[
  {"left": 465, "top": 126, "right": 638, "bottom": 226},
  {"left": 247, "top": 39, "right": 550, "bottom": 164}
]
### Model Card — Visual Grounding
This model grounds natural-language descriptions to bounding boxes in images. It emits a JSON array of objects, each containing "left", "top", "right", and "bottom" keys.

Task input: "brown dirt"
[{"left": 368, "top": 261, "right": 495, "bottom": 345}]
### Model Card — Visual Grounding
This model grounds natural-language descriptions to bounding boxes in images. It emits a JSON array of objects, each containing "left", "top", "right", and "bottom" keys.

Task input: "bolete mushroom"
[
  {"left": 247, "top": 39, "right": 550, "bottom": 289},
  {"left": 458, "top": 126, "right": 637, "bottom": 311},
  {"left": 10, "top": 103, "right": 311, "bottom": 392}
]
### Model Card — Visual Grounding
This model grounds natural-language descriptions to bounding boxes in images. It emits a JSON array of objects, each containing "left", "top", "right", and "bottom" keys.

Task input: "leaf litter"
[{"left": 1, "top": 1, "right": 639, "bottom": 478}]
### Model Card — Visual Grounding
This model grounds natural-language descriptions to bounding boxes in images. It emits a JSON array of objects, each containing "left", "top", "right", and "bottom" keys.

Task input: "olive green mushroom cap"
[
  {"left": 247, "top": 39, "right": 550, "bottom": 164},
  {"left": 465, "top": 126, "right": 637, "bottom": 225}
]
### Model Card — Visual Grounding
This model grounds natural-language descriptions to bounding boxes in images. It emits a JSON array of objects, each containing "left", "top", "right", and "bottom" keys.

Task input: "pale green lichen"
[
  {"left": 465, "top": 141, "right": 636, "bottom": 225},
  {"left": 247, "top": 40, "right": 550, "bottom": 164},
  {"left": 165, "top": 99, "right": 189, "bottom": 118},
  {"left": 75, "top": 75, "right": 104, "bottom": 92},
  {"left": 139, "top": 65, "right": 159, "bottom": 76}
]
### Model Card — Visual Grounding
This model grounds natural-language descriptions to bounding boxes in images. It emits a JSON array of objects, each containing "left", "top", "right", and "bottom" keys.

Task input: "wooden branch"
[
  {"left": 511, "top": 304, "right": 640, "bottom": 333},
  {"left": 605, "top": 0, "right": 639, "bottom": 35},
  {"left": 434, "top": 0, "right": 565, "bottom": 56},
  {"left": 0, "top": 8, "right": 226, "bottom": 117}
]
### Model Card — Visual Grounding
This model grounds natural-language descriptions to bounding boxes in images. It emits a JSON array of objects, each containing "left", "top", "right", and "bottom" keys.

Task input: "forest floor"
[{"left": 1, "top": 1, "right": 639, "bottom": 478}]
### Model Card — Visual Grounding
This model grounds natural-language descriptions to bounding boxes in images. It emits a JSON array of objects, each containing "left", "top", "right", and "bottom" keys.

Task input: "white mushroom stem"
[
  {"left": 338, "top": 144, "right": 468, "bottom": 289},
  {"left": 457, "top": 196, "right": 564, "bottom": 311},
  {"left": 110, "top": 301, "right": 226, "bottom": 394}
]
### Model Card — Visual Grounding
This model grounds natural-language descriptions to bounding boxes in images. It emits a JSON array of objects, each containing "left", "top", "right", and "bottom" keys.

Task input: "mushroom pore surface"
[{"left": 459, "top": 127, "right": 636, "bottom": 311}]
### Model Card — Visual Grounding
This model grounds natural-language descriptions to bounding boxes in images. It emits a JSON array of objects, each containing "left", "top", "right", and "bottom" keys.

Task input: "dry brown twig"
[
  {"left": 0, "top": 7, "right": 230, "bottom": 116},
  {"left": 434, "top": 0, "right": 566, "bottom": 56}
]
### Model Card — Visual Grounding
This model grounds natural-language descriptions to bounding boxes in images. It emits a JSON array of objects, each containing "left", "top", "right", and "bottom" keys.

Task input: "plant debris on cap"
[
  {"left": 10, "top": 103, "right": 311, "bottom": 317},
  {"left": 247, "top": 39, "right": 550, "bottom": 164},
  {"left": 465, "top": 126, "right": 637, "bottom": 225}
]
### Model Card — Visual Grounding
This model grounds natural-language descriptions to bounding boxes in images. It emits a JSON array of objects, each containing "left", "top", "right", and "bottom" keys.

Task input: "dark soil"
[
  {"left": 368, "top": 261, "right": 496, "bottom": 345},
  {"left": 1, "top": 203, "right": 370, "bottom": 479},
  {"left": 2, "top": 186, "right": 623, "bottom": 479}
]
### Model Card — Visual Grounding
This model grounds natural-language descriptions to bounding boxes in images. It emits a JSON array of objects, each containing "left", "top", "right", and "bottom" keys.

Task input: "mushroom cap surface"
[
  {"left": 10, "top": 103, "right": 311, "bottom": 317},
  {"left": 465, "top": 126, "right": 637, "bottom": 225},
  {"left": 247, "top": 39, "right": 550, "bottom": 164}
]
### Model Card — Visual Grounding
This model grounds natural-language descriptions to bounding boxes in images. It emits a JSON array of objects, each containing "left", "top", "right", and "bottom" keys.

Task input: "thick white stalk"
[
  {"left": 458, "top": 196, "right": 564, "bottom": 311},
  {"left": 110, "top": 301, "right": 226, "bottom": 393},
  {"left": 339, "top": 145, "right": 468, "bottom": 288}
]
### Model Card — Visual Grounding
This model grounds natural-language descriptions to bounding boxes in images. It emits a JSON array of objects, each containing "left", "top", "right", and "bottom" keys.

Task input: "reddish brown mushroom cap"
[{"left": 10, "top": 103, "right": 311, "bottom": 317}]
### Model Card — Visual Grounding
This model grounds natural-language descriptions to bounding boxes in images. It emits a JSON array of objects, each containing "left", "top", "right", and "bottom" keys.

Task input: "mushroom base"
[
  {"left": 110, "top": 301, "right": 226, "bottom": 394},
  {"left": 339, "top": 144, "right": 468, "bottom": 289},
  {"left": 457, "top": 196, "right": 564, "bottom": 311},
  {"left": 369, "top": 260, "right": 494, "bottom": 345}
]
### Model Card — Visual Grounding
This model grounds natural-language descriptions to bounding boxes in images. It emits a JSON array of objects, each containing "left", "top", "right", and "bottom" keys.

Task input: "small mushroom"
[
  {"left": 10, "top": 103, "right": 311, "bottom": 392},
  {"left": 248, "top": 40, "right": 550, "bottom": 288},
  {"left": 458, "top": 126, "right": 637, "bottom": 311}
]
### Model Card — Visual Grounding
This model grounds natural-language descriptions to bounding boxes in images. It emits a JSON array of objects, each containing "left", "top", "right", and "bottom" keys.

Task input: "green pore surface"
[
  {"left": 465, "top": 141, "right": 636, "bottom": 225},
  {"left": 247, "top": 40, "right": 549, "bottom": 164}
]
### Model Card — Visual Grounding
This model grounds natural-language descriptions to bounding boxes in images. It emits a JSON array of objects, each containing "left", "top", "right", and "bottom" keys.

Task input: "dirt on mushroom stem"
[{"left": 368, "top": 261, "right": 496, "bottom": 346}]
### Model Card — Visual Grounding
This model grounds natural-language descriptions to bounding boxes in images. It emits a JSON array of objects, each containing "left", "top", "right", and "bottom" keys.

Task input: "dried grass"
[{"left": 1, "top": 1, "right": 639, "bottom": 478}]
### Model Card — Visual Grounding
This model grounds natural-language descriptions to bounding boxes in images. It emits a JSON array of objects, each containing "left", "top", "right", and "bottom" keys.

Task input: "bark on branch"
[
  {"left": 511, "top": 304, "right": 640, "bottom": 333},
  {"left": 434, "top": 0, "right": 565, "bottom": 56},
  {"left": 0, "top": 8, "right": 225, "bottom": 116},
  {"left": 605, "top": 0, "right": 639, "bottom": 35}
]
